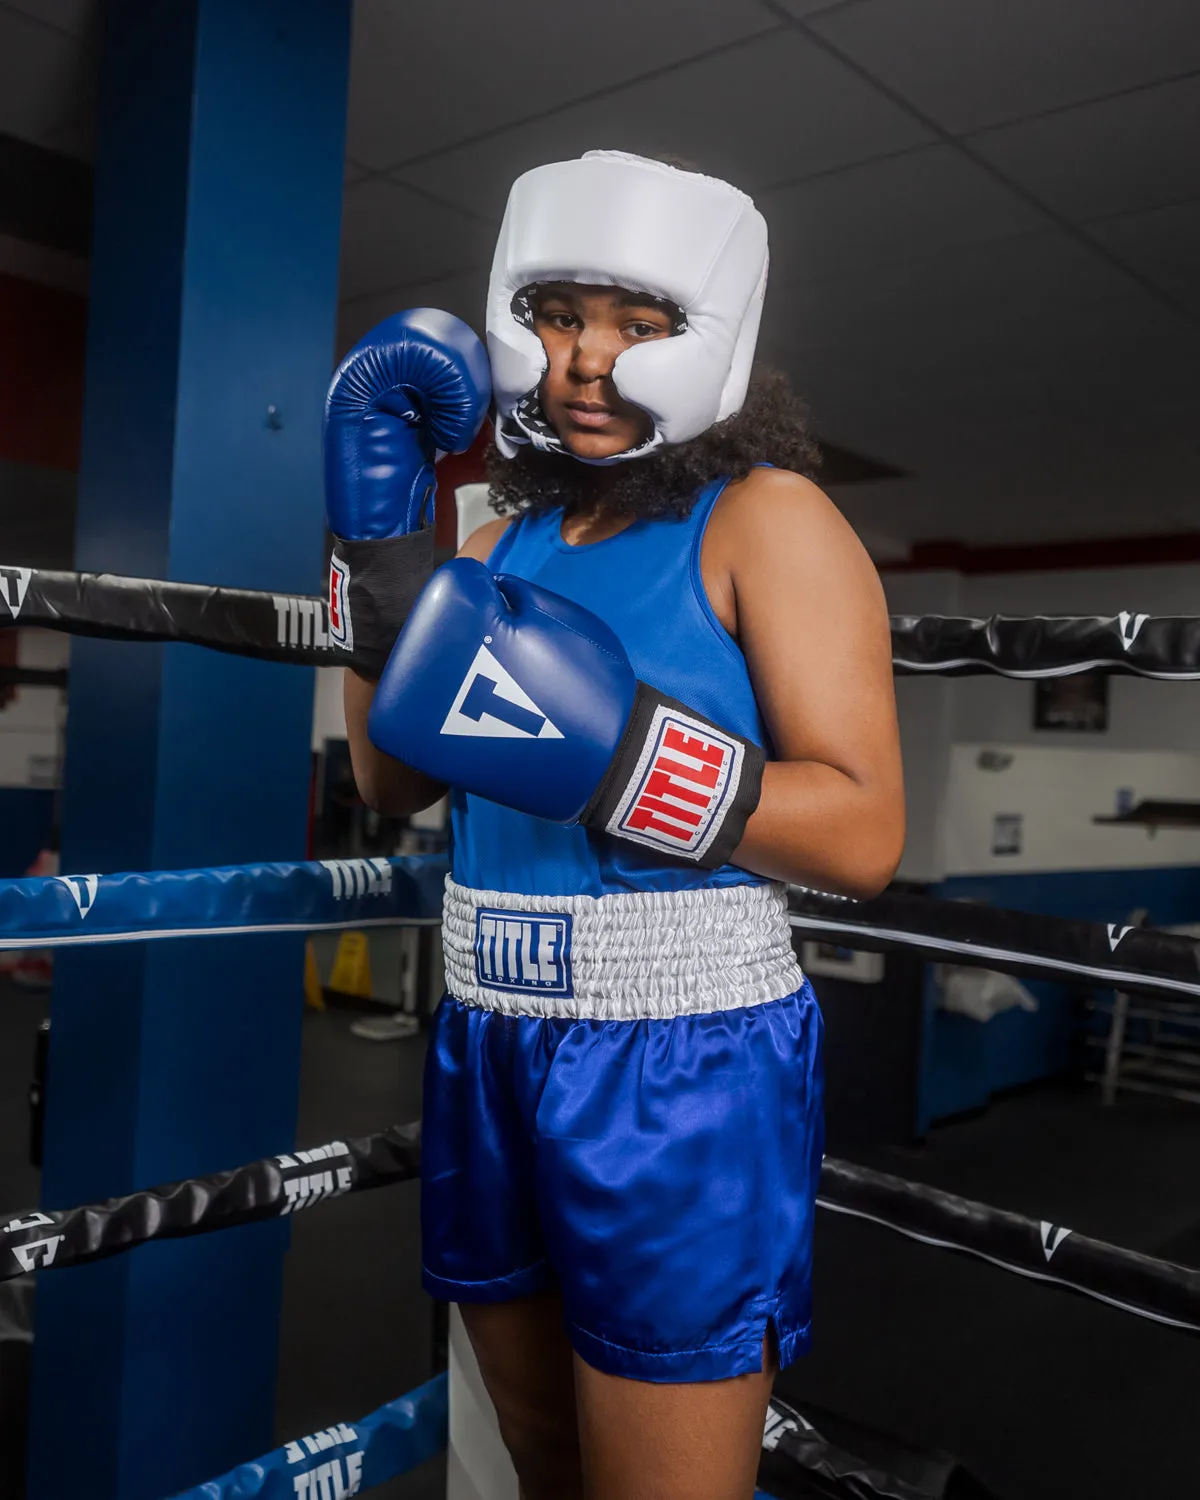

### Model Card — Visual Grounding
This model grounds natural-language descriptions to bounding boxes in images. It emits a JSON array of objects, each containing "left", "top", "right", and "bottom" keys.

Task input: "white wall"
[
  {"left": 884, "top": 572, "right": 963, "bottom": 883},
  {"left": 944, "top": 742, "right": 1200, "bottom": 876},
  {"left": 0, "top": 630, "right": 68, "bottom": 787},
  {"left": 312, "top": 665, "right": 346, "bottom": 750}
]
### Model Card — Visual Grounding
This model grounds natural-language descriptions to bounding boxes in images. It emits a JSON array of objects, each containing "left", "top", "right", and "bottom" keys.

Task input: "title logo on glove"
[
  {"left": 328, "top": 555, "right": 352, "bottom": 651},
  {"left": 442, "top": 646, "right": 564, "bottom": 740},
  {"left": 608, "top": 707, "right": 742, "bottom": 859}
]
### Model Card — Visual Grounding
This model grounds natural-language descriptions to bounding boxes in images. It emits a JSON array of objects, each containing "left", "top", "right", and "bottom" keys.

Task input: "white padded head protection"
[{"left": 487, "top": 151, "right": 769, "bottom": 463}]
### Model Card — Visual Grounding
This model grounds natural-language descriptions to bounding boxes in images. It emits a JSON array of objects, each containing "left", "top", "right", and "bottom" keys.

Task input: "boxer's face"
[{"left": 530, "top": 283, "right": 677, "bottom": 460}]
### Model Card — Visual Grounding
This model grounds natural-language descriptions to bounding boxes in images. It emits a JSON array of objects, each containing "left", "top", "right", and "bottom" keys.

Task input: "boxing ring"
[{"left": 3, "top": 561, "right": 1200, "bottom": 1497}]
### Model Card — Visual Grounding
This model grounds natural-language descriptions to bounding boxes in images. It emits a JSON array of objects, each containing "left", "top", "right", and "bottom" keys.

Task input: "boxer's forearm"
[
  {"left": 343, "top": 667, "right": 447, "bottom": 817},
  {"left": 731, "top": 759, "right": 904, "bottom": 900}
]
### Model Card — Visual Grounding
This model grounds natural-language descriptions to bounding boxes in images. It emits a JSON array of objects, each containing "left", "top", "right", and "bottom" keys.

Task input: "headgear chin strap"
[{"left": 487, "top": 151, "right": 769, "bottom": 465}]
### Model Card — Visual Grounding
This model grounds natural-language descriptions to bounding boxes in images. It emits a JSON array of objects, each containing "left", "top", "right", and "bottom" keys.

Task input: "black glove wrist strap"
[
  {"left": 581, "top": 682, "right": 765, "bottom": 870},
  {"left": 328, "top": 527, "right": 435, "bottom": 679}
]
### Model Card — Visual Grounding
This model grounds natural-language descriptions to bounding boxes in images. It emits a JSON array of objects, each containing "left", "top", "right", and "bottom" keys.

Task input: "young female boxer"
[{"left": 336, "top": 152, "right": 904, "bottom": 1499}]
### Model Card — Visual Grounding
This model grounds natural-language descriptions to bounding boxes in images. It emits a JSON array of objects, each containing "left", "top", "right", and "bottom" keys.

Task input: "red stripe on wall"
[
  {"left": 433, "top": 421, "right": 492, "bottom": 549},
  {"left": 883, "top": 534, "right": 1200, "bottom": 575},
  {"left": 0, "top": 273, "right": 86, "bottom": 472}
]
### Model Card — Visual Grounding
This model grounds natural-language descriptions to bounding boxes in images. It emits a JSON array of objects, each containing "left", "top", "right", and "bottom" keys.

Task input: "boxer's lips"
[{"left": 565, "top": 403, "right": 616, "bottom": 428}]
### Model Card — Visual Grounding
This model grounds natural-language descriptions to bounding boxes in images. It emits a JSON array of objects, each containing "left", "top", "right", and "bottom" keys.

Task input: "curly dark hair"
[{"left": 485, "top": 366, "right": 821, "bottom": 521}]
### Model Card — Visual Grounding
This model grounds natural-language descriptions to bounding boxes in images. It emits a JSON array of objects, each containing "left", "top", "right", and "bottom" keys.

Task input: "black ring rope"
[
  {"left": 790, "top": 886, "right": 1200, "bottom": 1005},
  {"left": 4, "top": 563, "right": 1200, "bottom": 679},
  {"left": 0, "top": 564, "right": 333, "bottom": 665},
  {"left": 3, "top": 1123, "right": 1197, "bottom": 1337},
  {"left": 820, "top": 1159, "right": 1200, "bottom": 1334},
  {"left": 1, "top": 1125, "right": 419, "bottom": 1277},
  {"left": 890, "top": 610, "right": 1200, "bottom": 680}
]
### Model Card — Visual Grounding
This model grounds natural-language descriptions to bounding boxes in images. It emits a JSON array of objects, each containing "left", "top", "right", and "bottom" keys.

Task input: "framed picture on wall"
[
  {"left": 991, "top": 813, "right": 1023, "bottom": 856},
  {"left": 1033, "top": 670, "right": 1109, "bottom": 733}
]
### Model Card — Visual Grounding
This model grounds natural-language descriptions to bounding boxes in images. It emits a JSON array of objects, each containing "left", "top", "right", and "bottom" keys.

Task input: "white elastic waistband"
[{"left": 442, "top": 876, "right": 804, "bottom": 1020}]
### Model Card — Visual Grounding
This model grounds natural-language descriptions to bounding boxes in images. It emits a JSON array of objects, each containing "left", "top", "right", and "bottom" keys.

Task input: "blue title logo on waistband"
[{"left": 474, "top": 907, "right": 573, "bottom": 999}]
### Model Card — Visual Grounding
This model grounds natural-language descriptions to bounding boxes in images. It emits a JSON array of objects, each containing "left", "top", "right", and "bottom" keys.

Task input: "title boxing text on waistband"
[{"left": 441, "top": 876, "right": 803, "bottom": 1020}]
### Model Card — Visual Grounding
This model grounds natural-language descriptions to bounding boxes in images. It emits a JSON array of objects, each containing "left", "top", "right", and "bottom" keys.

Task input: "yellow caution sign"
[
  {"left": 329, "top": 930, "right": 373, "bottom": 999},
  {"left": 304, "top": 939, "right": 325, "bottom": 1011}
]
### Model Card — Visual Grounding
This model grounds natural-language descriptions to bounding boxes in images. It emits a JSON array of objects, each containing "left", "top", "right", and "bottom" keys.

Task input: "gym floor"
[{"left": 3, "top": 976, "right": 1199, "bottom": 1499}]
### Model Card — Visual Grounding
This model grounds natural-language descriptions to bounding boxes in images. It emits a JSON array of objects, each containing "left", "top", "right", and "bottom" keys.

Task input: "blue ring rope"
[
  {"left": 0, "top": 854, "right": 448, "bottom": 951},
  {"left": 169, "top": 1373, "right": 448, "bottom": 1499}
]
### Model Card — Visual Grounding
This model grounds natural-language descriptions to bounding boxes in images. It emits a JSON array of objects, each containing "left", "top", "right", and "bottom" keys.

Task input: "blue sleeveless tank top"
[{"left": 450, "top": 477, "right": 770, "bottom": 898}]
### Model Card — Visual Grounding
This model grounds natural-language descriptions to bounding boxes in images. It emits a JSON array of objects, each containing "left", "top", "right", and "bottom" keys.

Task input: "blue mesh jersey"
[{"left": 450, "top": 476, "right": 771, "bottom": 897}]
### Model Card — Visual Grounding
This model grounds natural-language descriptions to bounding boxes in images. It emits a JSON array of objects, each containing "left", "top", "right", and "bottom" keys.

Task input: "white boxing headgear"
[{"left": 487, "top": 150, "right": 769, "bottom": 463}]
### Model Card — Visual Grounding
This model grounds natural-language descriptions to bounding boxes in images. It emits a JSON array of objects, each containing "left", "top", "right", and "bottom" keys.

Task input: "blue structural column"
[{"left": 27, "top": 3, "right": 352, "bottom": 1497}]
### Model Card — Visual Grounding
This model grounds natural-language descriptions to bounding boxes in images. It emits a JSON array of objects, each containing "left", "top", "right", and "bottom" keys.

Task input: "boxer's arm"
[
  {"left": 344, "top": 668, "right": 445, "bottom": 816},
  {"left": 343, "top": 516, "right": 511, "bottom": 816},
  {"left": 710, "top": 469, "right": 905, "bottom": 898}
]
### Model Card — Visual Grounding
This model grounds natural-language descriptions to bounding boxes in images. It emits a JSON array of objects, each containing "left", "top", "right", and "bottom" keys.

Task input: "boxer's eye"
[{"left": 538, "top": 310, "right": 580, "bottom": 332}]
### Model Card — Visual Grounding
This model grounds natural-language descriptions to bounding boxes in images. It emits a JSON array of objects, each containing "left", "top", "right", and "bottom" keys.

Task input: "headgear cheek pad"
[{"left": 487, "top": 151, "right": 769, "bottom": 464}]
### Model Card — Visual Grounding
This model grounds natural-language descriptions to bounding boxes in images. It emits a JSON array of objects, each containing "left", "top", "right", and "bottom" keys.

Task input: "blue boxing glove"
[
  {"left": 368, "top": 559, "right": 765, "bottom": 868},
  {"left": 325, "top": 308, "right": 490, "bottom": 677}
]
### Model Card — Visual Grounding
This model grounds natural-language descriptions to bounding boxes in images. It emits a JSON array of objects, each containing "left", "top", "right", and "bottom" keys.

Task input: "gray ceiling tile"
[
  {"left": 969, "top": 75, "right": 1200, "bottom": 223},
  {"left": 1087, "top": 198, "right": 1200, "bottom": 292},
  {"left": 38, "top": 102, "right": 95, "bottom": 161},
  {"left": 337, "top": 269, "right": 489, "bottom": 357},
  {"left": 0, "top": 232, "right": 89, "bottom": 296},
  {"left": 773, "top": 0, "right": 861, "bottom": 17},
  {"left": 1, "top": 0, "right": 96, "bottom": 37},
  {"left": 837, "top": 438, "right": 1200, "bottom": 543},
  {"left": 763, "top": 144, "right": 1045, "bottom": 283},
  {"left": 338, "top": 179, "right": 493, "bottom": 301},
  {"left": 395, "top": 29, "right": 934, "bottom": 218},
  {"left": 807, "top": 0, "right": 1200, "bottom": 133},
  {"left": 0, "top": 10, "right": 92, "bottom": 151},
  {"left": 817, "top": 390, "right": 1200, "bottom": 542},
  {"left": 347, "top": 0, "right": 775, "bottom": 170},
  {"left": 757, "top": 227, "right": 1195, "bottom": 531},
  {"left": 1162, "top": 279, "right": 1200, "bottom": 321},
  {"left": 762, "top": 230, "right": 1168, "bottom": 365},
  {"left": 37, "top": 49, "right": 96, "bottom": 161}
]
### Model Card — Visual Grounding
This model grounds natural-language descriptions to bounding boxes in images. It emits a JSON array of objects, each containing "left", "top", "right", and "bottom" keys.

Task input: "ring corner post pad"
[{"left": 24, "top": 3, "right": 355, "bottom": 1498}]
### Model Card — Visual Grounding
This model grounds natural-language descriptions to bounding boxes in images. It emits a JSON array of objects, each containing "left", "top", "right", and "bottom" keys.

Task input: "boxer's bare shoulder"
[
  {"left": 714, "top": 464, "right": 843, "bottom": 540},
  {"left": 458, "top": 516, "right": 511, "bottom": 563},
  {"left": 702, "top": 467, "right": 876, "bottom": 642}
]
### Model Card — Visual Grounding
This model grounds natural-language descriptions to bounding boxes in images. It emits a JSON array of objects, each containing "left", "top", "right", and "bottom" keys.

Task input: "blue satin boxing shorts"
[{"left": 421, "top": 878, "right": 825, "bottom": 1383}]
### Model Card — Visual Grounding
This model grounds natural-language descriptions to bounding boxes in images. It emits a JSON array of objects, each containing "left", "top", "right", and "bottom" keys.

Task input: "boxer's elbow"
[
  {"left": 837, "top": 845, "right": 902, "bottom": 901},
  {"left": 354, "top": 761, "right": 398, "bottom": 817},
  {"left": 356, "top": 755, "right": 445, "bottom": 820},
  {"left": 344, "top": 667, "right": 443, "bottom": 817},
  {"left": 745, "top": 763, "right": 904, "bottom": 897},
  {"left": 832, "top": 800, "right": 905, "bottom": 900}
]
